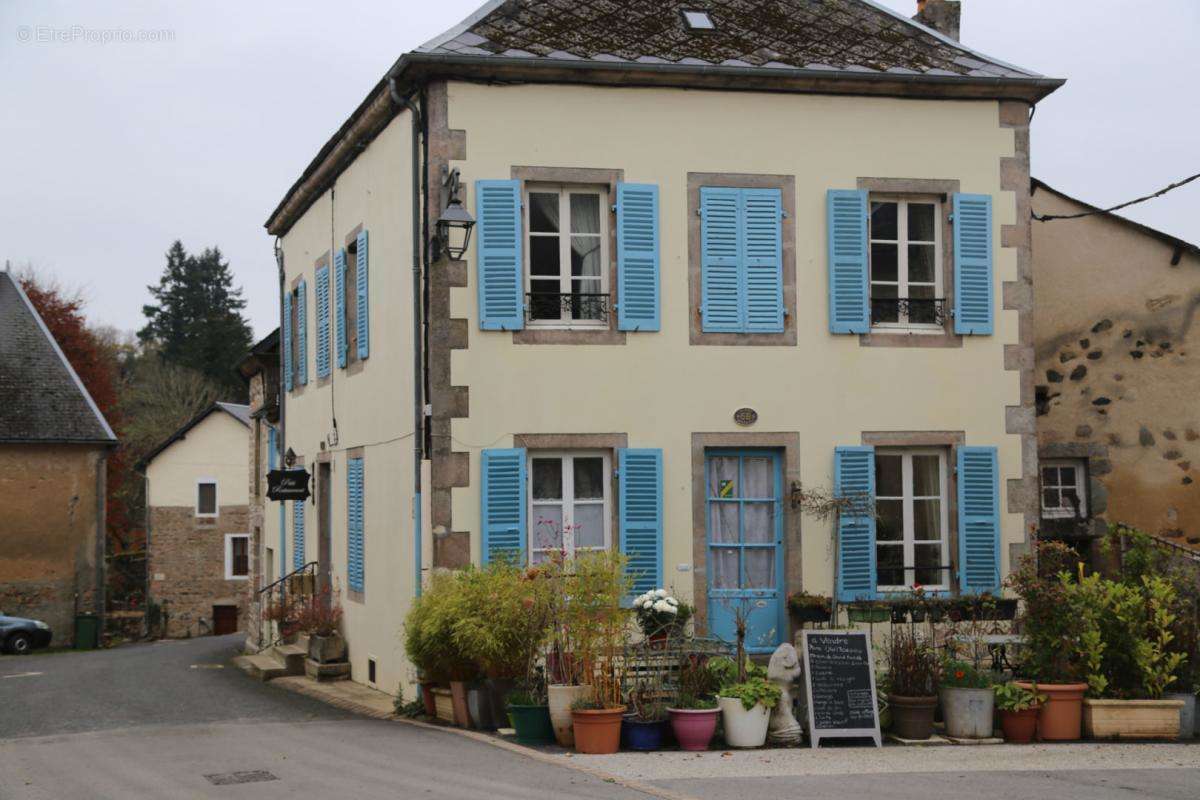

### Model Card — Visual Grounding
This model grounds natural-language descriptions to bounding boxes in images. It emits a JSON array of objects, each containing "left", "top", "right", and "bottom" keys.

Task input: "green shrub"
[
  {"left": 993, "top": 682, "right": 1043, "bottom": 712},
  {"left": 721, "top": 676, "right": 781, "bottom": 711}
]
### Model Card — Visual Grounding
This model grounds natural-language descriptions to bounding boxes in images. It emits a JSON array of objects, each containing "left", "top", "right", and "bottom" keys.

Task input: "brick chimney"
[{"left": 914, "top": 0, "right": 961, "bottom": 41}]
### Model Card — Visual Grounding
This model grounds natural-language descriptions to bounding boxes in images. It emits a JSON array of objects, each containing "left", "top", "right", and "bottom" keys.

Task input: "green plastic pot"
[{"left": 507, "top": 704, "right": 555, "bottom": 745}]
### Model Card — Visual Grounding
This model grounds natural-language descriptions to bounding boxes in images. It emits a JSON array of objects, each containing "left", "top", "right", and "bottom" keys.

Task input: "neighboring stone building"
[
  {"left": 237, "top": 329, "right": 280, "bottom": 650},
  {"left": 262, "top": 0, "right": 1061, "bottom": 691},
  {"left": 0, "top": 270, "right": 117, "bottom": 646},
  {"left": 138, "top": 402, "right": 252, "bottom": 637},
  {"left": 1032, "top": 179, "right": 1200, "bottom": 558}
]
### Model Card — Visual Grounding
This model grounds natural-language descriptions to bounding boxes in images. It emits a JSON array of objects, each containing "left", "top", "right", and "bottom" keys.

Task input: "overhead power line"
[{"left": 1033, "top": 172, "right": 1200, "bottom": 222}]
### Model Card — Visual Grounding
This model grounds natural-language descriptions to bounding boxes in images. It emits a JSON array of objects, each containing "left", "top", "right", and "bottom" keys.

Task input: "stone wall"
[
  {"left": 0, "top": 443, "right": 105, "bottom": 646},
  {"left": 148, "top": 504, "right": 250, "bottom": 638}
]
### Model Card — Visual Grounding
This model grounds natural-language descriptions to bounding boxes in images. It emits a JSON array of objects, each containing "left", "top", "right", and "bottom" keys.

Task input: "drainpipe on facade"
[
  {"left": 274, "top": 238, "right": 286, "bottom": 466},
  {"left": 388, "top": 76, "right": 425, "bottom": 598}
]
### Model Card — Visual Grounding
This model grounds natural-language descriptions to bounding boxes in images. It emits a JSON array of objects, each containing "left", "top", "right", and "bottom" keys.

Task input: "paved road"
[{"left": 1, "top": 636, "right": 1197, "bottom": 800}]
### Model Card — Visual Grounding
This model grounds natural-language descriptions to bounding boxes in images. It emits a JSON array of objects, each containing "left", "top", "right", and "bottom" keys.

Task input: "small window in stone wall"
[
  {"left": 226, "top": 534, "right": 250, "bottom": 580},
  {"left": 197, "top": 481, "right": 217, "bottom": 517},
  {"left": 1040, "top": 459, "right": 1088, "bottom": 519}
]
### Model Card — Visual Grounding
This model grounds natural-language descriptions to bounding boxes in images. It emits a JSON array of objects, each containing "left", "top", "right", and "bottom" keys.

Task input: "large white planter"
[
  {"left": 547, "top": 684, "right": 591, "bottom": 747},
  {"left": 1082, "top": 698, "right": 1183, "bottom": 741},
  {"left": 940, "top": 687, "right": 995, "bottom": 739},
  {"left": 718, "top": 696, "right": 770, "bottom": 748}
]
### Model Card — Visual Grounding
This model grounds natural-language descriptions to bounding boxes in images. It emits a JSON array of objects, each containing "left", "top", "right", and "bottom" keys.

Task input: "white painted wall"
[{"left": 146, "top": 410, "right": 249, "bottom": 509}]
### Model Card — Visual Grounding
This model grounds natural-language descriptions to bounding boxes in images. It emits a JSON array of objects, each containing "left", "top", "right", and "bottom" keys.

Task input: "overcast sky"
[{"left": 2, "top": 0, "right": 1196, "bottom": 339}]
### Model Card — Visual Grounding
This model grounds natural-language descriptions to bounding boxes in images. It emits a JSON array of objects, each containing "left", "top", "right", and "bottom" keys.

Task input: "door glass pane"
[
  {"left": 912, "top": 455, "right": 941, "bottom": 496},
  {"left": 908, "top": 203, "right": 936, "bottom": 242},
  {"left": 870, "top": 201, "right": 897, "bottom": 240},
  {"left": 573, "top": 457, "right": 603, "bottom": 499},
  {"left": 711, "top": 502, "right": 739, "bottom": 544},
  {"left": 573, "top": 504, "right": 604, "bottom": 549},
  {"left": 530, "top": 193, "right": 559, "bottom": 233},
  {"left": 742, "top": 502, "right": 774, "bottom": 544},
  {"left": 870, "top": 243, "right": 898, "bottom": 282},
  {"left": 532, "top": 458, "right": 562, "bottom": 500},
  {"left": 742, "top": 457, "right": 773, "bottom": 499},
  {"left": 913, "top": 499, "right": 941, "bottom": 541},
  {"left": 876, "top": 499, "right": 903, "bottom": 542},
  {"left": 875, "top": 455, "right": 902, "bottom": 497},
  {"left": 531, "top": 505, "right": 563, "bottom": 555},
  {"left": 744, "top": 548, "right": 775, "bottom": 589},
  {"left": 708, "top": 457, "right": 739, "bottom": 498},
  {"left": 915, "top": 543, "right": 944, "bottom": 586},
  {"left": 711, "top": 548, "right": 738, "bottom": 590},
  {"left": 877, "top": 544, "right": 905, "bottom": 587}
]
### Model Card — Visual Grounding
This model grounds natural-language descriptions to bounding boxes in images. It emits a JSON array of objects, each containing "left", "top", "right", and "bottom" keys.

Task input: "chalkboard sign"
[{"left": 801, "top": 630, "right": 881, "bottom": 748}]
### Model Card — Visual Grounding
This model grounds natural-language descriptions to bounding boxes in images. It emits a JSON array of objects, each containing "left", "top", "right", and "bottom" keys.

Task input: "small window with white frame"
[
  {"left": 1041, "top": 459, "right": 1087, "bottom": 519},
  {"left": 225, "top": 534, "right": 250, "bottom": 580},
  {"left": 528, "top": 451, "right": 611, "bottom": 563},
  {"left": 196, "top": 479, "right": 218, "bottom": 518},
  {"left": 875, "top": 449, "right": 950, "bottom": 592},
  {"left": 869, "top": 197, "right": 944, "bottom": 330},
  {"left": 525, "top": 184, "right": 608, "bottom": 328}
]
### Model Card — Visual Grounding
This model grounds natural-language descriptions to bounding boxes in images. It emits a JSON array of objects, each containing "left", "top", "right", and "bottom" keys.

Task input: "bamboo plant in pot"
[
  {"left": 541, "top": 548, "right": 591, "bottom": 747},
  {"left": 567, "top": 551, "right": 630, "bottom": 754},
  {"left": 667, "top": 655, "right": 721, "bottom": 751},
  {"left": 885, "top": 626, "right": 940, "bottom": 740},
  {"left": 402, "top": 571, "right": 477, "bottom": 728}
]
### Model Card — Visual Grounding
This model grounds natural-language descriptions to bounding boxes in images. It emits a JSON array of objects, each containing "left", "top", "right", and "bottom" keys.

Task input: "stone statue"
[{"left": 767, "top": 642, "right": 803, "bottom": 745}]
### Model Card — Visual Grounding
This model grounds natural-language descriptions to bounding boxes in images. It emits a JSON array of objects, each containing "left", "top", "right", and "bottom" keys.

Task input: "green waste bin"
[{"left": 74, "top": 613, "right": 100, "bottom": 650}]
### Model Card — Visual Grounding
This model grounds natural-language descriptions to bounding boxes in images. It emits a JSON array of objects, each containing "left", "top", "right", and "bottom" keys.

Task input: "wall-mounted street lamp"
[{"left": 434, "top": 167, "right": 475, "bottom": 261}]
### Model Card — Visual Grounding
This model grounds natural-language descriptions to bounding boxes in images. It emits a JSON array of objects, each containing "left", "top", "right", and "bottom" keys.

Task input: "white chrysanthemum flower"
[
  {"left": 654, "top": 589, "right": 668, "bottom": 598},
  {"left": 642, "top": 600, "right": 654, "bottom": 610},
  {"left": 634, "top": 593, "right": 649, "bottom": 606},
  {"left": 653, "top": 600, "right": 675, "bottom": 614},
  {"left": 665, "top": 596, "right": 679, "bottom": 606}
]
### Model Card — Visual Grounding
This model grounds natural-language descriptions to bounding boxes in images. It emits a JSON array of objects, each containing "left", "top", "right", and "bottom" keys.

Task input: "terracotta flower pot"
[
  {"left": 889, "top": 694, "right": 937, "bottom": 740},
  {"left": 1016, "top": 681, "right": 1086, "bottom": 741},
  {"left": 1000, "top": 707, "right": 1039, "bottom": 743},
  {"left": 1082, "top": 698, "right": 1184, "bottom": 741},
  {"left": 420, "top": 683, "right": 437, "bottom": 717},
  {"left": 571, "top": 706, "right": 627, "bottom": 754},
  {"left": 449, "top": 680, "right": 471, "bottom": 728},
  {"left": 668, "top": 707, "right": 719, "bottom": 751}
]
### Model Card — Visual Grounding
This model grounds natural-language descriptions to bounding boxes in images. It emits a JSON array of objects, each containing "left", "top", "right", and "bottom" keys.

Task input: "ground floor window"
[
  {"left": 1041, "top": 459, "right": 1087, "bottom": 519},
  {"left": 528, "top": 451, "right": 610, "bottom": 563},
  {"left": 875, "top": 449, "right": 949, "bottom": 592},
  {"left": 225, "top": 534, "right": 250, "bottom": 579}
]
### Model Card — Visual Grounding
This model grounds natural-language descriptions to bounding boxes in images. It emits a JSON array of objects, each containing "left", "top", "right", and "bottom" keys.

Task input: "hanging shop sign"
[{"left": 267, "top": 468, "right": 311, "bottom": 502}]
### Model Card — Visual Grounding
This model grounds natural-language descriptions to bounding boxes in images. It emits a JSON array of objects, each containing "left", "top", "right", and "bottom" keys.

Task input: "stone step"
[
  {"left": 232, "top": 653, "right": 290, "bottom": 682},
  {"left": 272, "top": 644, "right": 307, "bottom": 676}
]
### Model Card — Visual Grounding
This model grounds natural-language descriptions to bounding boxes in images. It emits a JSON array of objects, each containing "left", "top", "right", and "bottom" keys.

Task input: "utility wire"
[{"left": 1034, "top": 172, "right": 1200, "bottom": 222}]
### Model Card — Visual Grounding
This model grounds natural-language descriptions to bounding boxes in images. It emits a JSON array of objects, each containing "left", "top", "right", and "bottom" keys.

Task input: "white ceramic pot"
[
  {"left": 718, "top": 696, "right": 770, "bottom": 748},
  {"left": 547, "top": 684, "right": 591, "bottom": 747},
  {"left": 940, "top": 686, "right": 995, "bottom": 739}
]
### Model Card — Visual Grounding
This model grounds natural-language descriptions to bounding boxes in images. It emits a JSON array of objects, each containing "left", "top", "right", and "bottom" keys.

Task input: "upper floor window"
[
  {"left": 225, "top": 534, "right": 249, "bottom": 579},
  {"left": 869, "top": 197, "right": 944, "bottom": 330},
  {"left": 525, "top": 184, "right": 608, "bottom": 328},
  {"left": 289, "top": 284, "right": 302, "bottom": 386},
  {"left": 529, "top": 451, "right": 611, "bottom": 563},
  {"left": 698, "top": 186, "right": 785, "bottom": 334},
  {"left": 1041, "top": 459, "right": 1087, "bottom": 519},
  {"left": 344, "top": 237, "right": 362, "bottom": 364},
  {"left": 875, "top": 449, "right": 949, "bottom": 592},
  {"left": 196, "top": 480, "right": 218, "bottom": 518}
]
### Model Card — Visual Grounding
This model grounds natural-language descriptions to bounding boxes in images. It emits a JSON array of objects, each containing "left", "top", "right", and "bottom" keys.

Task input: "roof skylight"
[{"left": 682, "top": 9, "right": 715, "bottom": 31}]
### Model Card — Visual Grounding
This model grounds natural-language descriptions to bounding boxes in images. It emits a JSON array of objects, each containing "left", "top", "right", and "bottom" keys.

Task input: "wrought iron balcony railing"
[
  {"left": 870, "top": 297, "right": 948, "bottom": 327},
  {"left": 526, "top": 292, "right": 609, "bottom": 324}
]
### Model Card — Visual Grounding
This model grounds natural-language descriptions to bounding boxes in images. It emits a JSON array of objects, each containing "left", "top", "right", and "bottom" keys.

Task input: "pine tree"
[{"left": 139, "top": 241, "right": 253, "bottom": 399}]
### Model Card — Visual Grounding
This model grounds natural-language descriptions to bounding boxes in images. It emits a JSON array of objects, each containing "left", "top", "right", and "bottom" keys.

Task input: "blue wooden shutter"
[
  {"left": 700, "top": 187, "right": 742, "bottom": 332},
  {"left": 334, "top": 248, "right": 347, "bottom": 368},
  {"left": 315, "top": 264, "right": 331, "bottom": 379},
  {"left": 743, "top": 188, "right": 785, "bottom": 332},
  {"left": 953, "top": 193, "right": 994, "bottom": 335},
  {"left": 618, "top": 448, "right": 663, "bottom": 597},
  {"left": 296, "top": 280, "right": 308, "bottom": 386},
  {"left": 347, "top": 457, "right": 365, "bottom": 593},
  {"left": 827, "top": 189, "right": 870, "bottom": 334},
  {"left": 616, "top": 182, "right": 660, "bottom": 331},
  {"left": 292, "top": 500, "right": 305, "bottom": 571},
  {"left": 476, "top": 180, "right": 524, "bottom": 330},
  {"left": 957, "top": 446, "right": 1001, "bottom": 594},
  {"left": 356, "top": 229, "right": 370, "bottom": 359},
  {"left": 481, "top": 448, "right": 526, "bottom": 564},
  {"left": 282, "top": 293, "right": 293, "bottom": 392},
  {"left": 835, "top": 446, "right": 877, "bottom": 602}
]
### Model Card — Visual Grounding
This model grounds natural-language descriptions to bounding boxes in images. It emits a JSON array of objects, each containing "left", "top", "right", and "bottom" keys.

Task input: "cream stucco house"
[{"left": 262, "top": 0, "right": 1062, "bottom": 691}]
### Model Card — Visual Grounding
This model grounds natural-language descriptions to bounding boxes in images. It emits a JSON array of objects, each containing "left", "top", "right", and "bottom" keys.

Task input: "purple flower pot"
[{"left": 668, "top": 707, "right": 719, "bottom": 751}]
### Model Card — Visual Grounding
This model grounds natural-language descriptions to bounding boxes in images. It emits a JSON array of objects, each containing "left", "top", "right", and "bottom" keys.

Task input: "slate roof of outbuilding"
[
  {"left": 0, "top": 271, "right": 116, "bottom": 445},
  {"left": 418, "top": 0, "right": 1041, "bottom": 79}
]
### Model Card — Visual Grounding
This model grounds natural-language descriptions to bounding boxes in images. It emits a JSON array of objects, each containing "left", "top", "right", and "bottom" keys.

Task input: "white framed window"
[
  {"left": 524, "top": 184, "right": 608, "bottom": 328},
  {"left": 528, "top": 451, "right": 611, "bottom": 563},
  {"left": 869, "top": 196, "right": 943, "bottom": 330},
  {"left": 225, "top": 533, "right": 250, "bottom": 580},
  {"left": 875, "top": 449, "right": 950, "bottom": 592},
  {"left": 196, "top": 479, "right": 218, "bottom": 518},
  {"left": 1041, "top": 459, "right": 1087, "bottom": 519}
]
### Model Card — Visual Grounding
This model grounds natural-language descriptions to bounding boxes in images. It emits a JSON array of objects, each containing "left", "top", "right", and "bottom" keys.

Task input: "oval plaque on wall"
[{"left": 734, "top": 407, "right": 758, "bottom": 427}]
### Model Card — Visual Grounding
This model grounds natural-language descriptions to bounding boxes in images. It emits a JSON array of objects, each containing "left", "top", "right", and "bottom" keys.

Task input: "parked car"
[{"left": 0, "top": 613, "right": 53, "bottom": 654}]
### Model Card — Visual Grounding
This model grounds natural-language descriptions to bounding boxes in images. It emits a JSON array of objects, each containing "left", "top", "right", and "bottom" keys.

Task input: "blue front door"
[{"left": 706, "top": 450, "right": 784, "bottom": 654}]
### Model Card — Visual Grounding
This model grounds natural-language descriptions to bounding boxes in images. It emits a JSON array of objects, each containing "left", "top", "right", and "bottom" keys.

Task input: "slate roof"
[
  {"left": 418, "top": 0, "right": 1041, "bottom": 80},
  {"left": 134, "top": 402, "right": 251, "bottom": 471},
  {"left": 0, "top": 271, "right": 116, "bottom": 445}
]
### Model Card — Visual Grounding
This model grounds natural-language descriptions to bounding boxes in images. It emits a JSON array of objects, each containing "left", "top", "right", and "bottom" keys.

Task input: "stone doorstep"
[
  {"left": 232, "top": 654, "right": 289, "bottom": 683},
  {"left": 304, "top": 657, "right": 351, "bottom": 682}
]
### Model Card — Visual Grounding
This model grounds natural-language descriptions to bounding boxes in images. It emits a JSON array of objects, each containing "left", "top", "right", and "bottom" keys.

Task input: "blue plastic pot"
[{"left": 625, "top": 718, "right": 666, "bottom": 751}]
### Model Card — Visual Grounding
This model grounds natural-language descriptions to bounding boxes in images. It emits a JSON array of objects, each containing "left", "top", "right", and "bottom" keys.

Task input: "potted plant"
[
  {"left": 787, "top": 591, "right": 832, "bottom": 625},
  {"left": 625, "top": 683, "right": 669, "bottom": 751},
  {"left": 506, "top": 686, "right": 555, "bottom": 745},
  {"left": 540, "top": 549, "right": 593, "bottom": 747},
  {"left": 847, "top": 600, "right": 890, "bottom": 624},
  {"left": 667, "top": 655, "right": 721, "bottom": 751},
  {"left": 885, "top": 626, "right": 939, "bottom": 740},
  {"left": 403, "top": 571, "right": 476, "bottom": 728},
  {"left": 297, "top": 589, "right": 345, "bottom": 663},
  {"left": 567, "top": 550, "right": 630, "bottom": 754},
  {"left": 1008, "top": 541, "right": 1092, "bottom": 741},
  {"left": 717, "top": 675, "right": 781, "bottom": 748},
  {"left": 939, "top": 659, "right": 995, "bottom": 739},
  {"left": 994, "top": 682, "right": 1043, "bottom": 743},
  {"left": 633, "top": 588, "right": 692, "bottom": 645}
]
